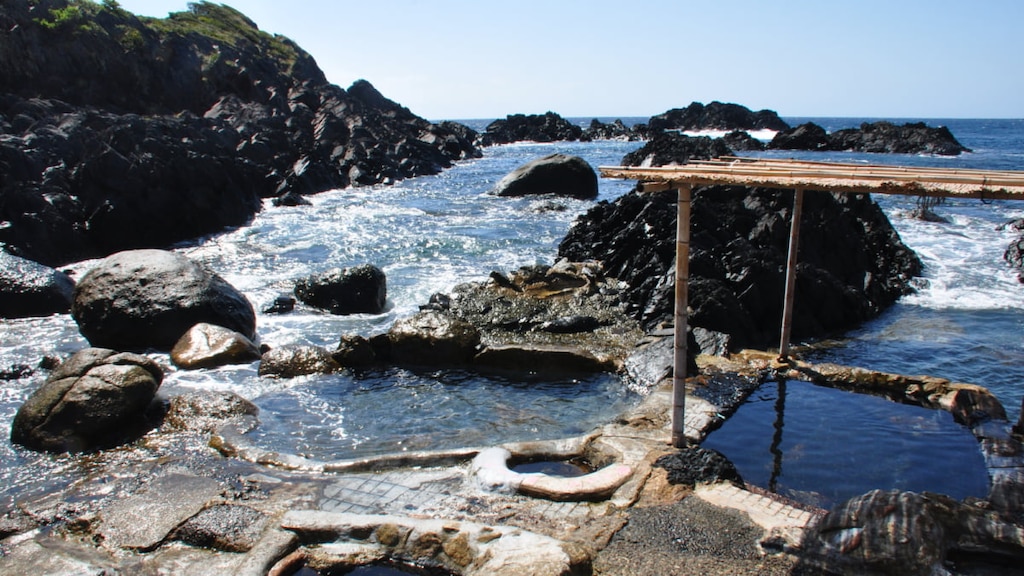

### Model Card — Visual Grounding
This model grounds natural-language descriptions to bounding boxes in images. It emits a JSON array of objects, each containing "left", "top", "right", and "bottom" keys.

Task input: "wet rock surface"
[
  {"left": 170, "top": 322, "right": 262, "bottom": 370},
  {"left": 0, "top": 252, "right": 75, "bottom": 318},
  {"left": 258, "top": 344, "right": 341, "bottom": 378},
  {"left": 294, "top": 263, "right": 388, "bottom": 315},
  {"left": 10, "top": 347, "right": 163, "bottom": 452},
  {"left": 71, "top": 249, "right": 256, "bottom": 351}
]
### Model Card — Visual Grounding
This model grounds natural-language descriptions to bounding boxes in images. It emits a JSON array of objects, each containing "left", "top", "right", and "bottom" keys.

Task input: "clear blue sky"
[{"left": 117, "top": 0, "right": 1023, "bottom": 120}]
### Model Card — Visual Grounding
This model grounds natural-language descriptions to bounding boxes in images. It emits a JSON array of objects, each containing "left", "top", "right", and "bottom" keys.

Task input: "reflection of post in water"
[{"left": 769, "top": 379, "right": 787, "bottom": 493}]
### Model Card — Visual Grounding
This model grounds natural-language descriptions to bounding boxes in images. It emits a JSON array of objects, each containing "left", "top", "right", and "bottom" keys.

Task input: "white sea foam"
[
  {"left": 886, "top": 205, "right": 1024, "bottom": 310},
  {"left": 683, "top": 128, "right": 778, "bottom": 141}
]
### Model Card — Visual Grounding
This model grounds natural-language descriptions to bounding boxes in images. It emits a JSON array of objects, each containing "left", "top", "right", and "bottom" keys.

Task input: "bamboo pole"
[
  {"left": 778, "top": 188, "right": 804, "bottom": 360},
  {"left": 672, "top": 183, "right": 692, "bottom": 448}
]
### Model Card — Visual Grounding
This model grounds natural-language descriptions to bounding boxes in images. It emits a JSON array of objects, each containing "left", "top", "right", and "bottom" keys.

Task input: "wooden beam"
[
  {"left": 672, "top": 183, "right": 692, "bottom": 448},
  {"left": 778, "top": 188, "right": 804, "bottom": 360}
]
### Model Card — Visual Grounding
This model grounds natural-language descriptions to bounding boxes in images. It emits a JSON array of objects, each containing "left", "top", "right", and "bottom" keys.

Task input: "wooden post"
[
  {"left": 778, "top": 188, "right": 805, "bottom": 360},
  {"left": 672, "top": 183, "right": 692, "bottom": 448}
]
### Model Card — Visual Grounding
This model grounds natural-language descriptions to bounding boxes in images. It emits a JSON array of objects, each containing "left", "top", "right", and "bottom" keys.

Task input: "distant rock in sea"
[{"left": 769, "top": 121, "right": 971, "bottom": 156}]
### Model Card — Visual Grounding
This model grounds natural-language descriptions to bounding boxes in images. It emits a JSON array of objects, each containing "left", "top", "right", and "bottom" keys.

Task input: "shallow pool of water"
[{"left": 701, "top": 379, "right": 990, "bottom": 509}]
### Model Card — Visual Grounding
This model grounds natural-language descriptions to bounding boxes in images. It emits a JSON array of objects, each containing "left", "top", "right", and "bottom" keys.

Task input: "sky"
[{"left": 116, "top": 0, "right": 1023, "bottom": 121}]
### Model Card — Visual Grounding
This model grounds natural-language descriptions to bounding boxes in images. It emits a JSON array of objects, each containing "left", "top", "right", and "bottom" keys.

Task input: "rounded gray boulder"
[
  {"left": 491, "top": 153, "right": 598, "bottom": 200},
  {"left": 10, "top": 348, "right": 163, "bottom": 452},
  {"left": 71, "top": 249, "right": 256, "bottom": 351}
]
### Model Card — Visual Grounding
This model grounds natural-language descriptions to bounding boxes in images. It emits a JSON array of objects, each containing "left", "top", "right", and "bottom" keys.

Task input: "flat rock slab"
[{"left": 97, "top": 473, "right": 222, "bottom": 550}]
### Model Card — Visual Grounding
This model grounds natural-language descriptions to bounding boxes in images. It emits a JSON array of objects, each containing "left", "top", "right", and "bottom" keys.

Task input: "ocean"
[{"left": 1, "top": 116, "right": 1022, "bottom": 508}]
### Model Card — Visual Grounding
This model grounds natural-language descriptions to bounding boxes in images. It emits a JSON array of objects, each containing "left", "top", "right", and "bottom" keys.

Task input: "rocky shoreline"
[{"left": 3, "top": 2, "right": 1024, "bottom": 575}]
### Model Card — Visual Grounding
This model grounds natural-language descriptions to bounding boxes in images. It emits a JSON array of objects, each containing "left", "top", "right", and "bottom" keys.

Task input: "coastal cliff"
[{"left": 0, "top": 0, "right": 479, "bottom": 266}]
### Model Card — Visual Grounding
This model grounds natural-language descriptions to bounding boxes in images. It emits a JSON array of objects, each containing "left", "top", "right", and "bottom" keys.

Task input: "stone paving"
[{"left": 9, "top": 350, "right": 1021, "bottom": 574}]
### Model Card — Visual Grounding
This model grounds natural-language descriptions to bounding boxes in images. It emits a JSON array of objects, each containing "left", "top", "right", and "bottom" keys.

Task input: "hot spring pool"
[{"left": 701, "top": 379, "right": 990, "bottom": 509}]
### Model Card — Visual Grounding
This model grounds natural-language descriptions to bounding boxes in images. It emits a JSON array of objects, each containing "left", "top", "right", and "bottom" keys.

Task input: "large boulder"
[
  {"left": 491, "top": 154, "right": 598, "bottom": 200},
  {"left": 162, "top": 390, "right": 259, "bottom": 434},
  {"left": 294, "top": 264, "right": 387, "bottom": 315},
  {"left": 10, "top": 347, "right": 163, "bottom": 452},
  {"left": 0, "top": 252, "right": 75, "bottom": 318},
  {"left": 71, "top": 249, "right": 256, "bottom": 351}
]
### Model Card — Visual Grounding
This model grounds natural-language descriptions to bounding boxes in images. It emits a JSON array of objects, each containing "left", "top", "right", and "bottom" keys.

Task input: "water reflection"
[{"left": 703, "top": 379, "right": 989, "bottom": 509}]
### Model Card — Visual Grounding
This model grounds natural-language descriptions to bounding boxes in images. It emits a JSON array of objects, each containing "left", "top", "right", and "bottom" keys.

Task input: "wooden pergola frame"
[{"left": 600, "top": 156, "right": 1024, "bottom": 448}]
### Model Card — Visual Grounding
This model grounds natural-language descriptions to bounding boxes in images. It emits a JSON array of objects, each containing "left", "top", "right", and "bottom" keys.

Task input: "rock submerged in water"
[
  {"left": 71, "top": 249, "right": 256, "bottom": 352},
  {"left": 258, "top": 344, "right": 340, "bottom": 378},
  {"left": 490, "top": 153, "right": 598, "bottom": 200},
  {"left": 294, "top": 264, "right": 387, "bottom": 315},
  {"left": 10, "top": 348, "right": 163, "bottom": 453},
  {"left": 0, "top": 252, "right": 75, "bottom": 319}
]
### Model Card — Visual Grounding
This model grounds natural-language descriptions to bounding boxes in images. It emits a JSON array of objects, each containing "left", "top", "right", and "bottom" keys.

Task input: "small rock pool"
[{"left": 701, "top": 379, "right": 990, "bottom": 509}]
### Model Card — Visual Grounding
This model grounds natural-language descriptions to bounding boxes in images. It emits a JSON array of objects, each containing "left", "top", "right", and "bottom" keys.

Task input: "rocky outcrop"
[
  {"left": 647, "top": 101, "right": 790, "bottom": 133},
  {"left": 559, "top": 185, "right": 922, "bottom": 350},
  {"left": 0, "top": 1, "right": 479, "bottom": 266},
  {"left": 294, "top": 264, "right": 388, "bottom": 315},
  {"left": 770, "top": 121, "right": 971, "bottom": 156},
  {"left": 170, "top": 323, "right": 262, "bottom": 370},
  {"left": 490, "top": 153, "right": 598, "bottom": 200},
  {"left": 387, "top": 311, "right": 482, "bottom": 366},
  {"left": 10, "top": 347, "right": 163, "bottom": 452},
  {"left": 798, "top": 489, "right": 1024, "bottom": 575},
  {"left": 71, "top": 249, "right": 256, "bottom": 351},
  {"left": 621, "top": 133, "right": 732, "bottom": 167},
  {"left": 721, "top": 130, "right": 766, "bottom": 151},
  {"left": 0, "top": 252, "right": 75, "bottom": 318},
  {"left": 480, "top": 112, "right": 583, "bottom": 145},
  {"left": 582, "top": 118, "right": 648, "bottom": 141},
  {"left": 767, "top": 122, "right": 830, "bottom": 151}
]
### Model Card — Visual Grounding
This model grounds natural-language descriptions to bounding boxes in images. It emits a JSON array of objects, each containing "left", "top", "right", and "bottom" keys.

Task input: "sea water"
[{"left": 0, "top": 117, "right": 1021, "bottom": 509}]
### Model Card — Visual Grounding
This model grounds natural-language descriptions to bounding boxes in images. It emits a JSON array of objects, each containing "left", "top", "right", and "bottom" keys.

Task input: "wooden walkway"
[{"left": 599, "top": 157, "right": 1024, "bottom": 447}]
